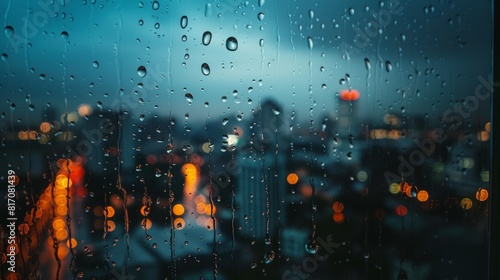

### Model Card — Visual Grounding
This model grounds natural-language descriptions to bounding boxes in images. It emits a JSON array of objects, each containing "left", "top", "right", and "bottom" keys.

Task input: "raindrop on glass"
[
  {"left": 201, "top": 63, "right": 210, "bottom": 76},
  {"left": 308, "top": 10, "right": 314, "bottom": 19},
  {"left": 1, "top": 53, "right": 7, "bottom": 61},
  {"left": 307, "top": 36, "right": 313, "bottom": 50},
  {"left": 348, "top": 7, "right": 355, "bottom": 15},
  {"left": 180, "top": 16, "right": 188, "bottom": 29},
  {"left": 185, "top": 93, "right": 194, "bottom": 103},
  {"left": 4, "top": 26, "right": 14, "bottom": 38},
  {"left": 259, "top": 39, "right": 265, "bottom": 47},
  {"left": 226, "top": 37, "right": 238, "bottom": 51},
  {"left": 385, "top": 60, "right": 392, "bottom": 72},
  {"left": 222, "top": 118, "right": 229, "bottom": 126},
  {"left": 152, "top": 1, "right": 159, "bottom": 10},
  {"left": 61, "top": 31, "right": 69, "bottom": 40},
  {"left": 137, "top": 66, "right": 147, "bottom": 77},
  {"left": 272, "top": 107, "right": 280, "bottom": 115},
  {"left": 264, "top": 249, "right": 275, "bottom": 264},
  {"left": 202, "top": 31, "right": 212, "bottom": 46},
  {"left": 258, "top": 0, "right": 265, "bottom": 7},
  {"left": 257, "top": 12, "right": 265, "bottom": 21},
  {"left": 92, "top": 61, "right": 99, "bottom": 68},
  {"left": 305, "top": 237, "right": 318, "bottom": 254},
  {"left": 364, "top": 58, "right": 371, "bottom": 70}
]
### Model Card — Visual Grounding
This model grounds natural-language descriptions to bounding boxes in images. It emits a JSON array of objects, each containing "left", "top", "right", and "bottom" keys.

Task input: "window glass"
[{"left": 0, "top": 0, "right": 493, "bottom": 279}]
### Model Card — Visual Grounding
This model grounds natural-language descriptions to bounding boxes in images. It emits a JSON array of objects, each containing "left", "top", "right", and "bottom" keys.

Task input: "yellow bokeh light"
[
  {"left": 173, "top": 204, "right": 185, "bottom": 216},
  {"left": 93, "top": 206, "right": 104, "bottom": 217},
  {"left": 55, "top": 174, "right": 72, "bottom": 189},
  {"left": 389, "top": 183, "right": 400, "bottom": 194},
  {"left": 485, "top": 122, "right": 491, "bottom": 133},
  {"left": 173, "top": 218, "right": 185, "bottom": 230},
  {"left": 287, "top": 173, "right": 299, "bottom": 185},
  {"left": 477, "top": 131, "right": 489, "bottom": 141},
  {"left": 460, "top": 198, "right": 473, "bottom": 210},
  {"left": 57, "top": 245, "right": 69, "bottom": 259}
]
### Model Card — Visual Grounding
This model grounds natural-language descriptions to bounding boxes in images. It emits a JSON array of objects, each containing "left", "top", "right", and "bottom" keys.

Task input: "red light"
[{"left": 339, "top": 89, "right": 360, "bottom": 101}]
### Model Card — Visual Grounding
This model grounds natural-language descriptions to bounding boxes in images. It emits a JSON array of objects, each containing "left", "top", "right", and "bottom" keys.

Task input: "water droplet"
[
  {"left": 201, "top": 63, "right": 210, "bottom": 75},
  {"left": 28, "top": 104, "right": 35, "bottom": 111},
  {"left": 205, "top": 3, "right": 213, "bottom": 17},
  {"left": 272, "top": 107, "right": 280, "bottom": 115},
  {"left": 61, "top": 31, "right": 69, "bottom": 40},
  {"left": 180, "top": 16, "right": 188, "bottom": 29},
  {"left": 264, "top": 249, "right": 275, "bottom": 264},
  {"left": 152, "top": 1, "right": 159, "bottom": 10},
  {"left": 308, "top": 10, "right": 314, "bottom": 19},
  {"left": 202, "top": 31, "right": 212, "bottom": 46},
  {"left": 259, "top": 39, "right": 265, "bottom": 47},
  {"left": 139, "top": 114, "right": 145, "bottom": 121},
  {"left": 257, "top": 12, "right": 265, "bottom": 21},
  {"left": 226, "top": 37, "right": 238, "bottom": 51},
  {"left": 305, "top": 237, "right": 318, "bottom": 254},
  {"left": 92, "top": 61, "right": 99, "bottom": 68},
  {"left": 154, "top": 22, "right": 160, "bottom": 29},
  {"left": 137, "top": 66, "right": 147, "bottom": 77},
  {"left": 400, "top": 33, "right": 406, "bottom": 41},
  {"left": 185, "top": 93, "right": 194, "bottom": 104},
  {"left": 348, "top": 7, "right": 355, "bottom": 15},
  {"left": 364, "top": 58, "right": 371, "bottom": 70},
  {"left": 4, "top": 26, "right": 14, "bottom": 38},
  {"left": 307, "top": 36, "right": 313, "bottom": 50},
  {"left": 1, "top": 53, "right": 8, "bottom": 61},
  {"left": 222, "top": 118, "right": 229, "bottom": 125},
  {"left": 385, "top": 60, "right": 392, "bottom": 72},
  {"left": 258, "top": 0, "right": 265, "bottom": 7},
  {"left": 347, "top": 151, "right": 352, "bottom": 160}
]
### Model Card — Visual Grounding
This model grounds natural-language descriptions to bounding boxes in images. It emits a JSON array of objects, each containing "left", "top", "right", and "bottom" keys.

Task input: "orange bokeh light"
[
  {"left": 339, "top": 89, "right": 360, "bottom": 101},
  {"left": 287, "top": 173, "right": 299, "bottom": 185},
  {"left": 332, "top": 202, "right": 344, "bottom": 213},
  {"left": 476, "top": 188, "right": 489, "bottom": 202},
  {"left": 416, "top": 190, "right": 429, "bottom": 202},
  {"left": 332, "top": 212, "right": 345, "bottom": 223},
  {"left": 173, "top": 204, "right": 185, "bottom": 216}
]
